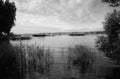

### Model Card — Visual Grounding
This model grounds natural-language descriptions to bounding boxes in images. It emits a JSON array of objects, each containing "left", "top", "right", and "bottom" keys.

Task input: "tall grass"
[
  {"left": 0, "top": 42, "right": 53, "bottom": 79},
  {"left": 67, "top": 45, "right": 117, "bottom": 79}
]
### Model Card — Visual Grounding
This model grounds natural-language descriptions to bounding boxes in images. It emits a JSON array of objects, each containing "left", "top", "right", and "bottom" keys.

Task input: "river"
[{"left": 11, "top": 35, "right": 99, "bottom": 49}]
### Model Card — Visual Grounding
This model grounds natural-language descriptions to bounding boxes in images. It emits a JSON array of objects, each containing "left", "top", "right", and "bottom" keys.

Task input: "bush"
[{"left": 96, "top": 35, "right": 120, "bottom": 63}]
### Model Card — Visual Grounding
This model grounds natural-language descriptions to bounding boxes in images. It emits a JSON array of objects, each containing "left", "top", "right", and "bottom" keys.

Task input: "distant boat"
[
  {"left": 69, "top": 33, "right": 85, "bottom": 36},
  {"left": 32, "top": 34, "right": 46, "bottom": 37}
]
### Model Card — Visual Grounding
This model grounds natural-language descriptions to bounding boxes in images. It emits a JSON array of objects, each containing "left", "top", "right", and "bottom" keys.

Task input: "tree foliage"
[
  {"left": 96, "top": 0, "right": 120, "bottom": 63},
  {"left": 0, "top": 0, "right": 16, "bottom": 40},
  {"left": 102, "top": 0, "right": 120, "bottom": 7},
  {"left": 104, "top": 10, "right": 120, "bottom": 42},
  {"left": 97, "top": 10, "right": 120, "bottom": 62},
  {"left": 96, "top": 35, "right": 120, "bottom": 63}
]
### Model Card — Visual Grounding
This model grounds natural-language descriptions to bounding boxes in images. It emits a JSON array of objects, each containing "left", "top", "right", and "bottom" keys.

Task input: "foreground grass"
[
  {"left": 0, "top": 42, "right": 53, "bottom": 79},
  {"left": 67, "top": 45, "right": 118, "bottom": 79}
]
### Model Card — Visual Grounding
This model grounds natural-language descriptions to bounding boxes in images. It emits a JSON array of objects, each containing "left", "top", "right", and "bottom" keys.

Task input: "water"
[
  {"left": 11, "top": 35, "right": 98, "bottom": 49},
  {"left": 10, "top": 35, "right": 100, "bottom": 79}
]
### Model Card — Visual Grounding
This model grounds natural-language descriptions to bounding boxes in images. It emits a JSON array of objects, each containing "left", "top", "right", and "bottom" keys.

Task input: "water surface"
[{"left": 11, "top": 35, "right": 98, "bottom": 49}]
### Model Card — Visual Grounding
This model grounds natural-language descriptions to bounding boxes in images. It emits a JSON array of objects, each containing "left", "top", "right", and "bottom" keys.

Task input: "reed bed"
[
  {"left": 0, "top": 42, "right": 118, "bottom": 79},
  {"left": 67, "top": 45, "right": 117, "bottom": 79},
  {"left": 0, "top": 42, "right": 53, "bottom": 79}
]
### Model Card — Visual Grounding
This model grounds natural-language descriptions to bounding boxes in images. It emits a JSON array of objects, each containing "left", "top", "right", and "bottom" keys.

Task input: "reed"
[
  {"left": 0, "top": 42, "right": 53, "bottom": 79},
  {"left": 67, "top": 45, "right": 116, "bottom": 79}
]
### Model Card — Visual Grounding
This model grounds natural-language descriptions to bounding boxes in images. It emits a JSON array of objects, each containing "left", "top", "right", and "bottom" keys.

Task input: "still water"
[{"left": 11, "top": 35, "right": 98, "bottom": 49}]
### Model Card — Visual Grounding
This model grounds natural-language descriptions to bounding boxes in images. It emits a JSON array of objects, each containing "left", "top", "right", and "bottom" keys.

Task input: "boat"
[
  {"left": 69, "top": 33, "right": 85, "bottom": 36},
  {"left": 32, "top": 34, "right": 46, "bottom": 37}
]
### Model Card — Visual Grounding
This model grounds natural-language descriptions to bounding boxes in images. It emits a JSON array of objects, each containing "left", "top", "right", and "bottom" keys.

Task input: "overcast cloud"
[{"left": 11, "top": 0, "right": 113, "bottom": 34}]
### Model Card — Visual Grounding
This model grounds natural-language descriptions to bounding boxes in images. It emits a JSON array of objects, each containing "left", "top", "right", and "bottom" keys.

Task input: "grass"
[
  {"left": 67, "top": 45, "right": 117, "bottom": 79},
  {"left": 0, "top": 42, "right": 53, "bottom": 79}
]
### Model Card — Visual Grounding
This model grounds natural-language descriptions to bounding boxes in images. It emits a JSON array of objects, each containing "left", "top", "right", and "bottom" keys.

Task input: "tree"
[
  {"left": 102, "top": 0, "right": 120, "bottom": 7},
  {"left": 104, "top": 10, "right": 120, "bottom": 42},
  {"left": 96, "top": 10, "right": 120, "bottom": 63},
  {"left": 0, "top": 0, "right": 16, "bottom": 40},
  {"left": 96, "top": 0, "right": 120, "bottom": 64}
]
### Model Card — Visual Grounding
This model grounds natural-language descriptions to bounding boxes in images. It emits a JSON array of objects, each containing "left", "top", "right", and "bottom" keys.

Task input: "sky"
[{"left": 10, "top": 0, "right": 113, "bottom": 34}]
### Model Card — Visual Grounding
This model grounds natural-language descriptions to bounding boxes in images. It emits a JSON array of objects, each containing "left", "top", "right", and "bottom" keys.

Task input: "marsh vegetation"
[
  {"left": 0, "top": 42, "right": 53, "bottom": 79},
  {"left": 0, "top": 40, "right": 117, "bottom": 79}
]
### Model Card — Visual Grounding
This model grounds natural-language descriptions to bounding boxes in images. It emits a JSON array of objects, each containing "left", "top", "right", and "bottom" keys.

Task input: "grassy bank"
[{"left": 0, "top": 42, "right": 53, "bottom": 79}]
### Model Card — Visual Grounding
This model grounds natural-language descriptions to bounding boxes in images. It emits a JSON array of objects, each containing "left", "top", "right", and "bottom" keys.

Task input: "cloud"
[
  {"left": 10, "top": 0, "right": 114, "bottom": 33},
  {"left": 12, "top": 0, "right": 112, "bottom": 25},
  {"left": 11, "top": 12, "right": 74, "bottom": 33}
]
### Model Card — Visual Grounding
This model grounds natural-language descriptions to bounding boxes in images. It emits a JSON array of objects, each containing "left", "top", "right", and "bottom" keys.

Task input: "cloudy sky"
[{"left": 10, "top": 0, "right": 113, "bottom": 34}]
